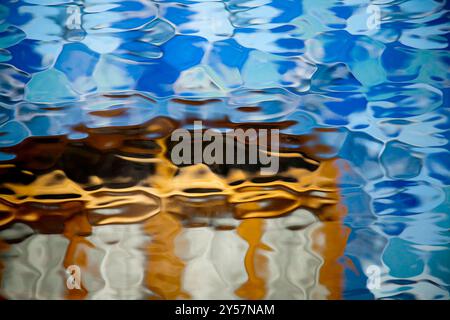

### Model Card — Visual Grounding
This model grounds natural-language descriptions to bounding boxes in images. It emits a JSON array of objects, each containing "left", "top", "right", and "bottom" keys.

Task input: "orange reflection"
[
  {"left": 235, "top": 219, "right": 270, "bottom": 299},
  {"left": 63, "top": 213, "right": 92, "bottom": 299},
  {"left": 144, "top": 212, "right": 189, "bottom": 299}
]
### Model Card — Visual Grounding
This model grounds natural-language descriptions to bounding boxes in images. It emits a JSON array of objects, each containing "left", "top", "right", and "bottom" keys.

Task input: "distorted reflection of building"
[{"left": 0, "top": 116, "right": 348, "bottom": 299}]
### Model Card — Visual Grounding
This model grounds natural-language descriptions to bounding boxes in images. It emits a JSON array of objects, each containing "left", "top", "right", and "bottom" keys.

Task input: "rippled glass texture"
[{"left": 0, "top": 0, "right": 449, "bottom": 300}]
